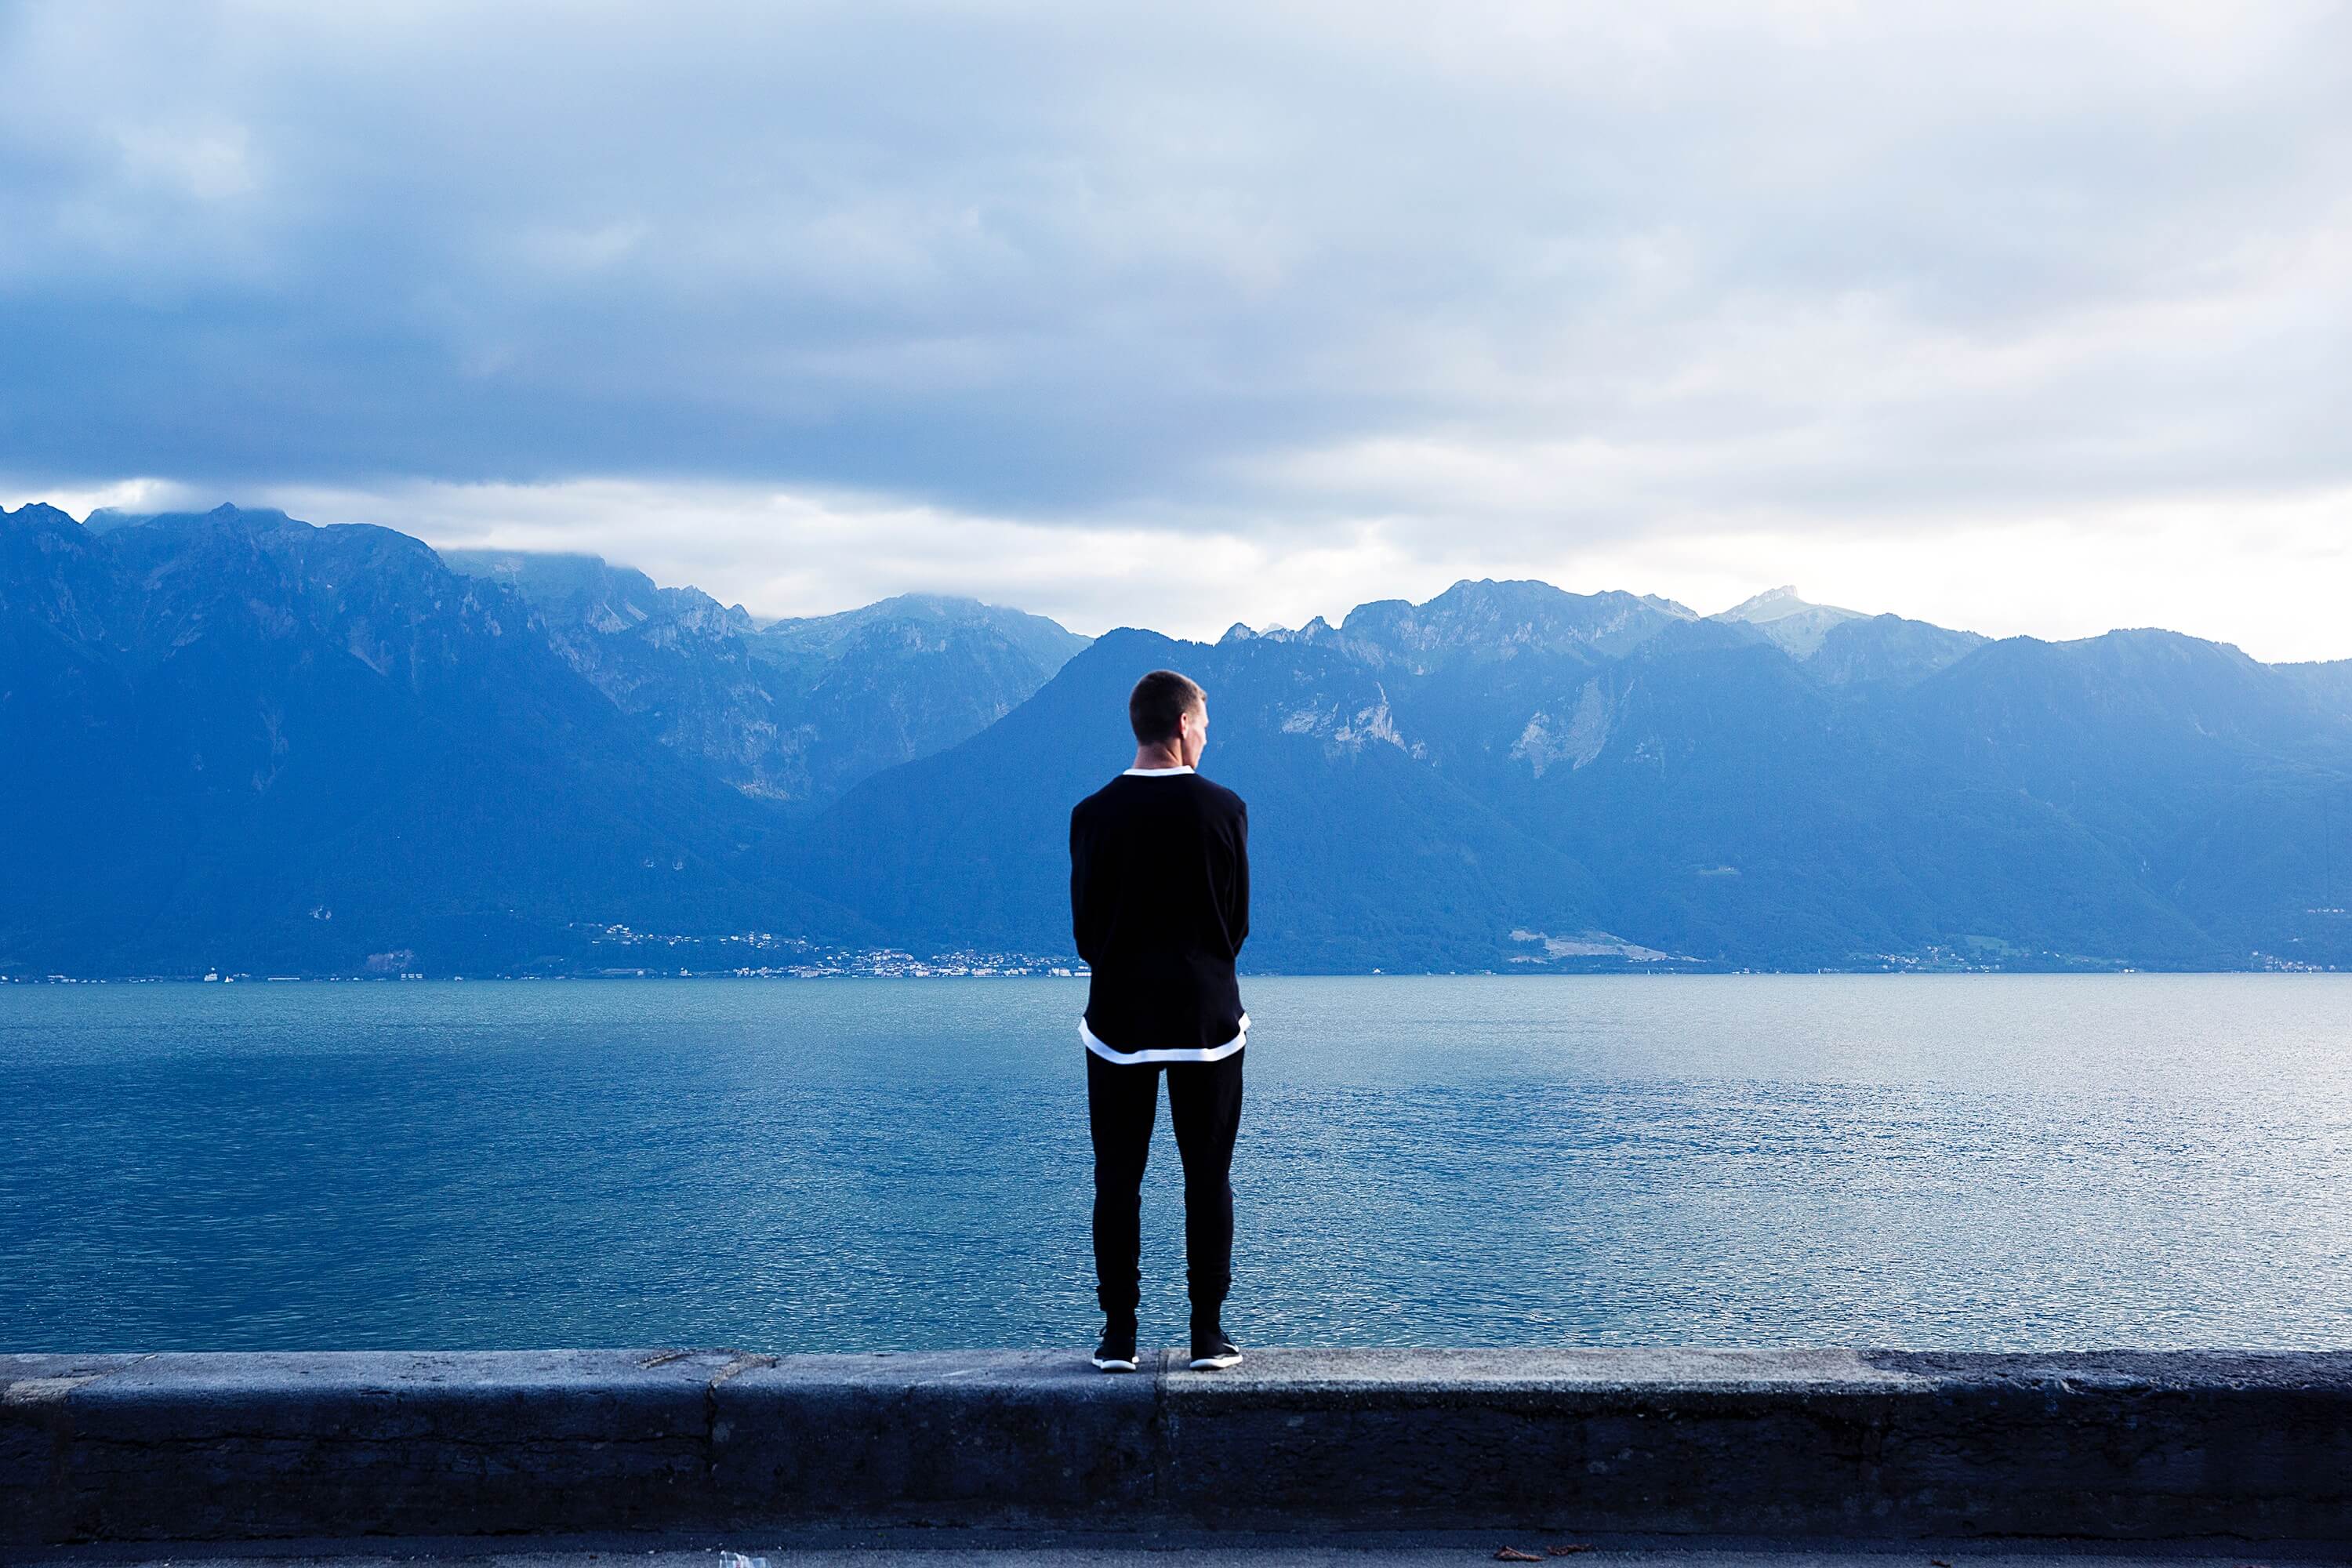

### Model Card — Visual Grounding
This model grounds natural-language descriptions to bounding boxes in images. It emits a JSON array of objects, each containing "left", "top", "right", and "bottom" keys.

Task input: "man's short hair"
[{"left": 1129, "top": 670, "right": 1206, "bottom": 745}]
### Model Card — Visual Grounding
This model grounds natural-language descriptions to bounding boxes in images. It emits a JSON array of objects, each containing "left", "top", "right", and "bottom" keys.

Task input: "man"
[{"left": 1069, "top": 669, "right": 1250, "bottom": 1374}]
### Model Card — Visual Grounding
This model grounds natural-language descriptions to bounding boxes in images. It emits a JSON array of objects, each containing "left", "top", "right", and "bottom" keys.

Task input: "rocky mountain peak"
[
  {"left": 2, "top": 502, "right": 80, "bottom": 532},
  {"left": 1339, "top": 578, "right": 1687, "bottom": 669},
  {"left": 1717, "top": 585, "right": 1841, "bottom": 623},
  {"left": 1712, "top": 586, "right": 1866, "bottom": 659}
]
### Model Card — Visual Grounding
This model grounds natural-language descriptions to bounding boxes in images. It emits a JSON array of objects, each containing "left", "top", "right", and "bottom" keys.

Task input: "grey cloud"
[{"left": 0, "top": 0, "right": 2347, "bottom": 543}]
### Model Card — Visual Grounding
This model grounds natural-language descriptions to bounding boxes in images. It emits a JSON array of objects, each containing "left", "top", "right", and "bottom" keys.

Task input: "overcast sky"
[{"left": 4, "top": 1, "right": 2348, "bottom": 656}]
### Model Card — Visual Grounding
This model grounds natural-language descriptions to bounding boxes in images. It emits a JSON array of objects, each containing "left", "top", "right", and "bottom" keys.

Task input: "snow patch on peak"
[
  {"left": 1712, "top": 586, "right": 1865, "bottom": 659},
  {"left": 1719, "top": 585, "right": 1826, "bottom": 623}
]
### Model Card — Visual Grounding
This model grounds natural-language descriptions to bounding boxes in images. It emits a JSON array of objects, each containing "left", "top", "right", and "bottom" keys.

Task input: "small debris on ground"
[
  {"left": 1497, "top": 1549, "right": 1544, "bottom": 1562},
  {"left": 1930, "top": 1559, "right": 1951, "bottom": 1566}
]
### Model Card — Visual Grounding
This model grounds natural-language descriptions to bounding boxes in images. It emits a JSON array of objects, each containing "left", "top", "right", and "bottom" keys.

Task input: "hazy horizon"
[{"left": 13, "top": 495, "right": 2351, "bottom": 663}]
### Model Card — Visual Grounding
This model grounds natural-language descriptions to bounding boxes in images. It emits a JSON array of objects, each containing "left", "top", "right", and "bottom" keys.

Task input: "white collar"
[{"left": 1123, "top": 764, "right": 1196, "bottom": 777}]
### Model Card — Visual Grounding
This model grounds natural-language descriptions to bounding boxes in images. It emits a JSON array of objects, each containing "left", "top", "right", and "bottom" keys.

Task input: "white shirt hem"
[
  {"left": 1122, "top": 764, "right": 1196, "bottom": 776},
  {"left": 1081, "top": 1012, "right": 1248, "bottom": 1065}
]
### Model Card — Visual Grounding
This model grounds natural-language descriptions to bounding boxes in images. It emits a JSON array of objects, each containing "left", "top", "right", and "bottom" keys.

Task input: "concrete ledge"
[{"left": 6, "top": 1349, "right": 2352, "bottom": 1545}]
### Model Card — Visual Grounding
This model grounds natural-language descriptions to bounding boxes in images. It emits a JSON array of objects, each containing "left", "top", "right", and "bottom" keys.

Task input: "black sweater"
[{"left": 1069, "top": 770, "right": 1250, "bottom": 1053}]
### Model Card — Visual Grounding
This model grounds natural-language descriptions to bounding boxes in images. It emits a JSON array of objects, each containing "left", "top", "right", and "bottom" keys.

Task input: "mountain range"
[
  {"left": 438, "top": 549, "right": 1087, "bottom": 809},
  {"left": 5, "top": 501, "right": 2349, "bottom": 976}
]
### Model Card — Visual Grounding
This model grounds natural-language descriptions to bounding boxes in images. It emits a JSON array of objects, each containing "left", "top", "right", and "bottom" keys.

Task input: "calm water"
[{"left": 3, "top": 974, "right": 2349, "bottom": 1352}]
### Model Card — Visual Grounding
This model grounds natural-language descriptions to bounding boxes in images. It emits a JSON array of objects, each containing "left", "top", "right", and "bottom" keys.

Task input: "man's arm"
[
  {"left": 1223, "top": 799, "right": 1250, "bottom": 954},
  {"left": 1070, "top": 803, "right": 1104, "bottom": 967}
]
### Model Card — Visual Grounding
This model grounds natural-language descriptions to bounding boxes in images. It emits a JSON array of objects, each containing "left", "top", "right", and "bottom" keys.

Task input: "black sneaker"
[
  {"left": 1091, "top": 1317, "right": 1139, "bottom": 1373},
  {"left": 1188, "top": 1323, "right": 1243, "bottom": 1371}
]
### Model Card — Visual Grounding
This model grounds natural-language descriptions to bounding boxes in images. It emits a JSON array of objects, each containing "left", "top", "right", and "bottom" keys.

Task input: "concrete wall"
[{"left": 6, "top": 1348, "right": 2352, "bottom": 1545}]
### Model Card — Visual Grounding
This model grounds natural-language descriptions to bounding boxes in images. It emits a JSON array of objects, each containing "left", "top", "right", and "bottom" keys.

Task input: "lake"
[{"left": 2, "top": 973, "right": 2348, "bottom": 1353}]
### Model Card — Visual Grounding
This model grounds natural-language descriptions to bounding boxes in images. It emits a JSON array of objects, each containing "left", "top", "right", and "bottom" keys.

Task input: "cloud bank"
[{"left": 2, "top": 2, "right": 2347, "bottom": 654}]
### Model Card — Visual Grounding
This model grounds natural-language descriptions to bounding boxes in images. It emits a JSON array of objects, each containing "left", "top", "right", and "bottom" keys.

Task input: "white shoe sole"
[
  {"left": 1188, "top": 1349, "right": 1243, "bottom": 1370},
  {"left": 1091, "top": 1355, "right": 1138, "bottom": 1372}
]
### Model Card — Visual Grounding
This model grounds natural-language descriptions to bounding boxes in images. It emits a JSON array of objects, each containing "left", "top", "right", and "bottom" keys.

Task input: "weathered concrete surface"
[
  {"left": 710, "top": 1351, "right": 1158, "bottom": 1523},
  {"left": 16, "top": 1535, "right": 2352, "bottom": 1568},
  {"left": 7, "top": 1348, "right": 2352, "bottom": 1548},
  {"left": 2, "top": 1350, "right": 745, "bottom": 1544},
  {"left": 1161, "top": 1348, "right": 2352, "bottom": 1536}
]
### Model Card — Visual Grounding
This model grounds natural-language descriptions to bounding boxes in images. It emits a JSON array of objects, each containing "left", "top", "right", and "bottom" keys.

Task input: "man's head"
[{"left": 1129, "top": 669, "right": 1208, "bottom": 767}]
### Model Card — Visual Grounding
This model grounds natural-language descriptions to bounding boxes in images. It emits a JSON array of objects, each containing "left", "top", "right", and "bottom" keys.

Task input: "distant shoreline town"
[
  {"left": 9, "top": 926, "right": 2341, "bottom": 984},
  {"left": 8, "top": 930, "right": 1093, "bottom": 985},
  {"left": 568, "top": 927, "right": 1089, "bottom": 981}
]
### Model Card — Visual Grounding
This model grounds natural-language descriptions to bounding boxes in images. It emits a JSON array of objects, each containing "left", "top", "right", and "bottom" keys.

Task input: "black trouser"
[{"left": 1086, "top": 1047, "right": 1246, "bottom": 1323}]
